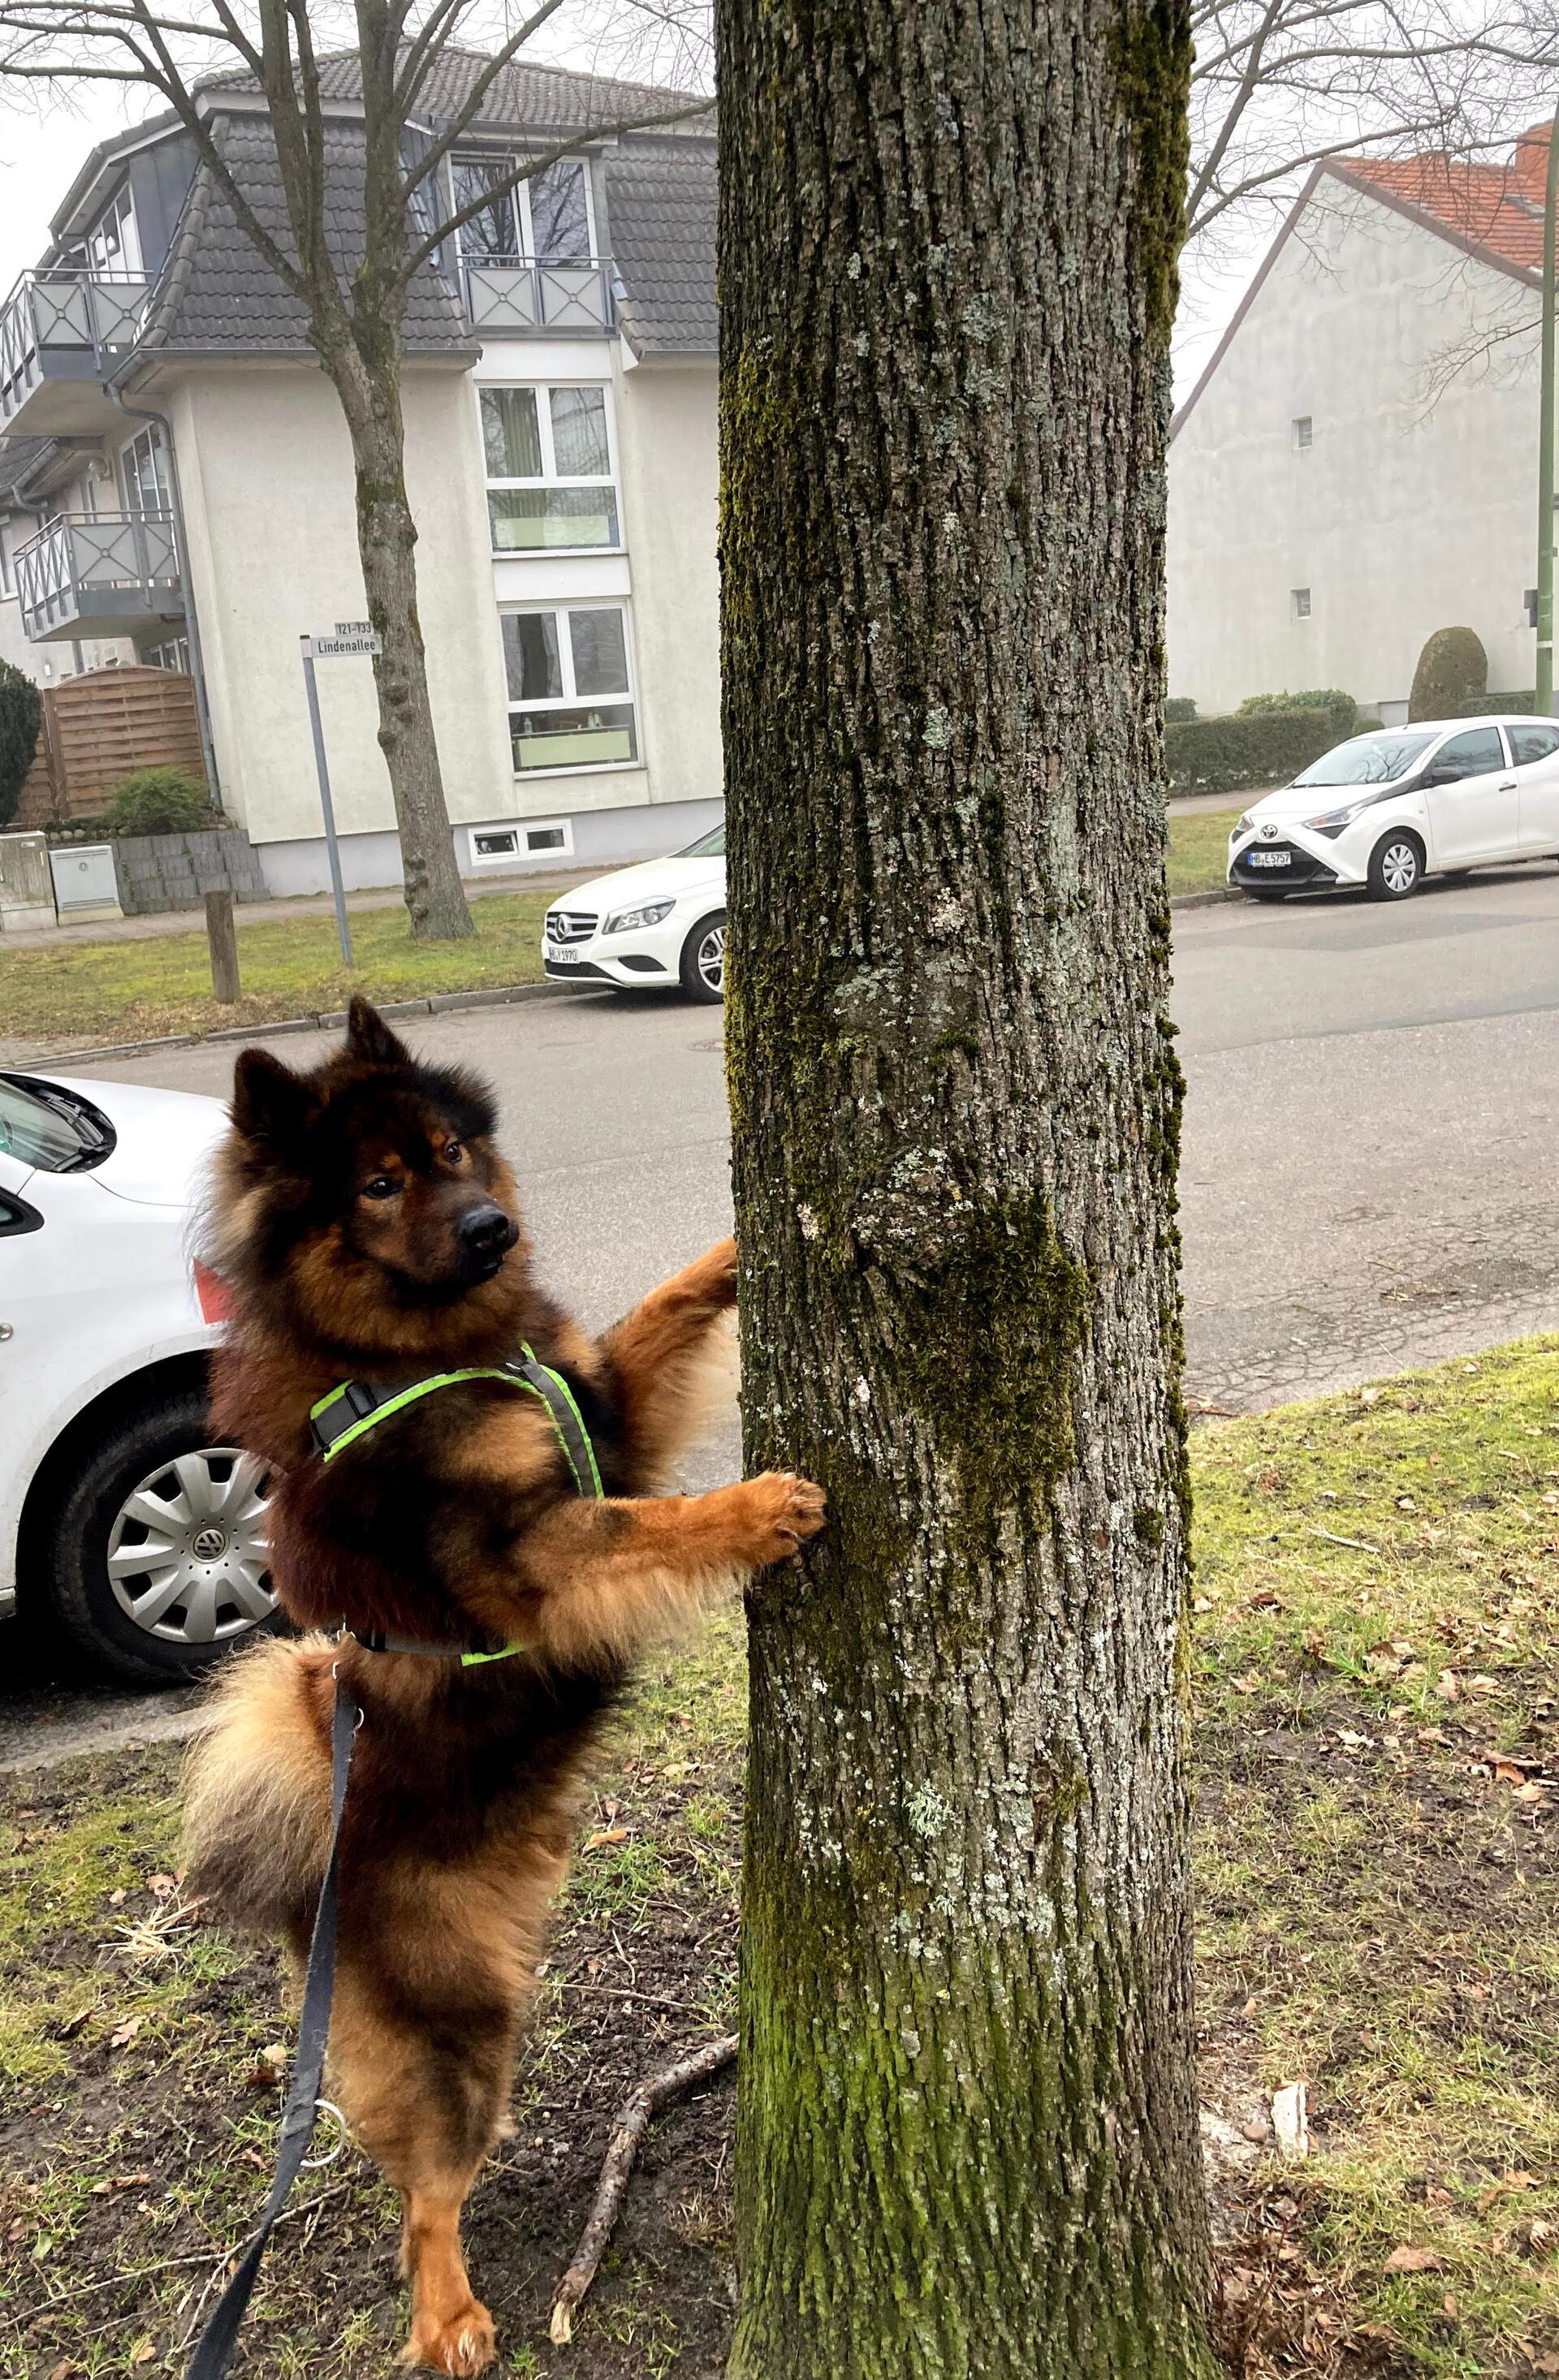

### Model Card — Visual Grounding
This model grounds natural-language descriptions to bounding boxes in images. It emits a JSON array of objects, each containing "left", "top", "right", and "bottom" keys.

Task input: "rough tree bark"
[{"left": 719, "top": 0, "right": 1212, "bottom": 2372}]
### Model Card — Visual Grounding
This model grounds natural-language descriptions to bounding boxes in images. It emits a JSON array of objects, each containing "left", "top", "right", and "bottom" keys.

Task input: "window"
[
  {"left": 1292, "top": 416, "right": 1312, "bottom": 451},
  {"left": 1291, "top": 587, "right": 1311, "bottom": 619},
  {"left": 678, "top": 822, "right": 726, "bottom": 857},
  {"left": 481, "top": 385, "right": 618, "bottom": 551},
  {"left": 1508, "top": 722, "right": 1559, "bottom": 766},
  {"left": 1429, "top": 728, "right": 1504, "bottom": 782},
  {"left": 119, "top": 425, "right": 170, "bottom": 516},
  {"left": 502, "top": 603, "right": 637, "bottom": 773},
  {"left": 451, "top": 155, "right": 594, "bottom": 263},
  {"left": 0, "top": 522, "right": 12, "bottom": 599},
  {"left": 145, "top": 634, "right": 190, "bottom": 673},
  {"left": 468, "top": 820, "right": 576, "bottom": 866},
  {"left": 86, "top": 181, "right": 140, "bottom": 277}
]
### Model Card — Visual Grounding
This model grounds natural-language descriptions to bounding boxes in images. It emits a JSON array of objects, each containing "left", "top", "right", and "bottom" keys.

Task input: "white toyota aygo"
[{"left": 1228, "top": 715, "right": 1559, "bottom": 901}]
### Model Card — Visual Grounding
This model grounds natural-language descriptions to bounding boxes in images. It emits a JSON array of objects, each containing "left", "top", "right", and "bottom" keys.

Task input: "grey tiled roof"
[
  {"left": 607, "top": 142, "right": 716, "bottom": 356},
  {"left": 204, "top": 45, "right": 710, "bottom": 136},
  {"left": 138, "top": 114, "right": 469, "bottom": 354}
]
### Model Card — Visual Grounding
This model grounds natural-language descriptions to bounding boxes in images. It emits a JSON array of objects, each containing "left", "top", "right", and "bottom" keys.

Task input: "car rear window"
[
  {"left": 0, "top": 1074, "right": 114, "bottom": 1172},
  {"left": 677, "top": 822, "right": 726, "bottom": 858}
]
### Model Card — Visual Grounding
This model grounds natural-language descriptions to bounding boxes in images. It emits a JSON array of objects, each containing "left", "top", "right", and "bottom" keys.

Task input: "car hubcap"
[
  {"left": 1383, "top": 843, "right": 1417, "bottom": 892},
  {"left": 106, "top": 1447, "right": 274, "bottom": 1645},
  {"left": 698, "top": 925, "right": 726, "bottom": 994}
]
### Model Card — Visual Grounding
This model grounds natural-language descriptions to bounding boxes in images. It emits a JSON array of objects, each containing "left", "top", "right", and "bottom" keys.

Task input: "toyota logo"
[{"left": 1259, "top": 821, "right": 1280, "bottom": 840}]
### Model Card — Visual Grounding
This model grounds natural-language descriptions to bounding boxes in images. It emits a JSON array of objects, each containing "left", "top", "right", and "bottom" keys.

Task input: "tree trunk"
[
  {"left": 330, "top": 334, "right": 473, "bottom": 941},
  {"left": 719, "top": 0, "right": 1210, "bottom": 2372}
]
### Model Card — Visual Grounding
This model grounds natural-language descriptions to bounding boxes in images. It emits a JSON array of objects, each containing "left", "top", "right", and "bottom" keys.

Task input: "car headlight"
[
  {"left": 603, "top": 899, "right": 675, "bottom": 935},
  {"left": 1233, "top": 814, "right": 1256, "bottom": 838},
  {"left": 1302, "top": 796, "right": 1376, "bottom": 838}
]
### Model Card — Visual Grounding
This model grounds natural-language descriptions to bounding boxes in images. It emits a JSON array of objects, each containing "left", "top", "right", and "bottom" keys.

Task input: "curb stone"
[{"left": 18, "top": 892, "right": 1236, "bottom": 1068}]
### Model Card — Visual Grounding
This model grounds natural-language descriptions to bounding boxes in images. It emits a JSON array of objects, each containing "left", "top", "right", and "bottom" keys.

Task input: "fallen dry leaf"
[
  {"left": 109, "top": 2016, "right": 143, "bottom": 2050},
  {"left": 1384, "top": 2245, "right": 1444, "bottom": 2274},
  {"left": 1436, "top": 1671, "right": 1462, "bottom": 1703},
  {"left": 581, "top": 1827, "right": 629, "bottom": 1853}
]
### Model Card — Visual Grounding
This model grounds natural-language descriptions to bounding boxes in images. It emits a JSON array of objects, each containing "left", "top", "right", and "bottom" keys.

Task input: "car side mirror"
[{"left": 1420, "top": 762, "right": 1457, "bottom": 786}]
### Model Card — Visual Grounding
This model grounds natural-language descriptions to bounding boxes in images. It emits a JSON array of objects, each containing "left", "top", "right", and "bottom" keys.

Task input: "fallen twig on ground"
[{"left": 549, "top": 2033, "right": 737, "bottom": 2345}]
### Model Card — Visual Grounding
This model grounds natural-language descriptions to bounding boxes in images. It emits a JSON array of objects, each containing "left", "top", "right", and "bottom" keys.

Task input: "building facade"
[
  {"left": 0, "top": 56, "right": 719, "bottom": 892},
  {"left": 1168, "top": 127, "right": 1550, "bottom": 723}
]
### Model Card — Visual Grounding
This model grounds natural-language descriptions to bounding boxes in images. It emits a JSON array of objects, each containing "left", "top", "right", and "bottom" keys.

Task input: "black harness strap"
[{"left": 187, "top": 1679, "right": 360, "bottom": 2380}]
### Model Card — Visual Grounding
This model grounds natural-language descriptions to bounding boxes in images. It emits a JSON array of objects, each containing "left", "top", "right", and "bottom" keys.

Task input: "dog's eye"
[
  {"left": 361, "top": 1175, "right": 399, "bottom": 1201},
  {"left": 444, "top": 1140, "right": 464, "bottom": 1165}
]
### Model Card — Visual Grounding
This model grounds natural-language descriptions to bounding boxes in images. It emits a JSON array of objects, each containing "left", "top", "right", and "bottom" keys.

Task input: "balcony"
[
  {"left": 458, "top": 255, "right": 615, "bottom": 338},
  {"left": 0, "top": 269, "right": 151, "bottom": 434},
  {"left": 15, "top": 510, "right": 183, "bottom": 642}
]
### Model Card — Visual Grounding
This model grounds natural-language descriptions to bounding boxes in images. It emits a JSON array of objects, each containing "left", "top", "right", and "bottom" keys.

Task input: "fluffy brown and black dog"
[{"left": 182, "top": 997, "right": 824, "bottom": 2374}]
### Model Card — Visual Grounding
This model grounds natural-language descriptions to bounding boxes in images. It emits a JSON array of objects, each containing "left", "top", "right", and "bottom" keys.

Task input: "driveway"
[{"left": 7, "top": 859, "right": 1559, "bottom": 1757}]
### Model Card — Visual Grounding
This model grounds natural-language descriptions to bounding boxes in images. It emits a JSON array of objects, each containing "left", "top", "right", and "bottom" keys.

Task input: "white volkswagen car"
[
  {"left": 0, "top": 1070, "right": 274, "bottom": 1684},
  {"left": 542, "top": 821, "right": 727, "bottom": 1002},
  {"left": 1228, "top": 715, "right": 1559, "bottom": 900}
]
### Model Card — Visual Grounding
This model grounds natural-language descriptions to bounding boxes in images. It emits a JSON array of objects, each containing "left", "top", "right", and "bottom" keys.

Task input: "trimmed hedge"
[
  {"left": 1453, "top": 690, "right": 1535, "bottom": 718},
  {"left": 1166, "top": 706, "right": 1340, "bottom": 799},
  {"left": 1237, "top": 688, "right": 1357, "bottom": 736},
  {"left": 0, "top": 660, "right": 41, "bottom": 831},
  {"left": 1410, "top": 627, "right": 1487, "bottom": 721}
]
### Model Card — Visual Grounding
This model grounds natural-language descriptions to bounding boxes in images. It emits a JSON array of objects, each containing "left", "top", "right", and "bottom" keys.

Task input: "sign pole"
[{"left": 300, "top": 633, "right": 355, "bottom": 969}]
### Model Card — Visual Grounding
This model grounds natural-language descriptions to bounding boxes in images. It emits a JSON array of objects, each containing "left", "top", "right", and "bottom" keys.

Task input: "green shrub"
[
  {"left": 1164, "top": 696, "right": 1198, "bottom": 723},
  {"left": 1452, "top": 689, "right": 1535, "bottom": 718},
  {"left": 106, "top": 769, "right": 216, "bottom": 835},
  {"left": 1237, "top": 687, "right": 1356, "bottom": 735},
  {"left": 1409, "top": 627, "right": 1487, "bottom": 722},
  {"left": 0, "top": 660, "right": 42, "bottom": 831},
  {"left": 1166, "top": 707, "right": 1339, "bottom": 799},
  {"left": 1350, "top": 716, "right": 1385, "bottom": 733}
]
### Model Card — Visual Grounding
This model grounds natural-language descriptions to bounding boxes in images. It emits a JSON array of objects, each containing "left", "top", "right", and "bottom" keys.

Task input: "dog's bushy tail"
[{"left": 182, "top": 1632, "right": 335, "bottom": 1934}]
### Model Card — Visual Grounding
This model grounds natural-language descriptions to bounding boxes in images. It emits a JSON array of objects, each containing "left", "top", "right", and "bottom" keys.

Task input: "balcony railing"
[
  {"left": 15, "top": 509, "right": 181, "bottom": 642},
  {"left": 458, "top": 254, "right": 615, "bottom": 336},
  {"left": 0, "top": 269, "right": 151, "bottom": 430}
]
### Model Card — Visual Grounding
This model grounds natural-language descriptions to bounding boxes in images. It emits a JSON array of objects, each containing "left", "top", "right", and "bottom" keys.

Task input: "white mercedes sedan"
[{"left": 542, "top": 822, "right": 727, "bottom": 1002}]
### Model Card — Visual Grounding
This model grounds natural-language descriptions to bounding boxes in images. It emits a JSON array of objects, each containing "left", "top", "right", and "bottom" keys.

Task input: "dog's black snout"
[{"left": 460, "top": 1203, "right": 516, "bottom": 1258}]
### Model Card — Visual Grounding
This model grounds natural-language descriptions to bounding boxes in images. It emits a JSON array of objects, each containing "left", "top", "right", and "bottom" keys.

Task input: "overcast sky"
[{"left": 0, "top": 75, "right": 1271, "bottom": 405}]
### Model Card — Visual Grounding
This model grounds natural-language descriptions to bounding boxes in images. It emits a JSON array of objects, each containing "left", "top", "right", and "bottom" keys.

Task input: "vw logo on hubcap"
[{"left": 192, "top": 1526, "right": 228, "bottom": 1560}]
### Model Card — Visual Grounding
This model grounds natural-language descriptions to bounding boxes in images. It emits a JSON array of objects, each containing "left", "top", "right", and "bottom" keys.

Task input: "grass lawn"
[
  {"left": 0, "top": 811, "right": 1241, "bottom": 1054},
  {"left": 0, "top": 886, "right": 571, "bottom": 1053},
  {"left": 1168, "top": 801, "right": 1243, "bottom": 898},
  {"left": 6, "top": 1340, "right": 1556, "bottom": 2376}
]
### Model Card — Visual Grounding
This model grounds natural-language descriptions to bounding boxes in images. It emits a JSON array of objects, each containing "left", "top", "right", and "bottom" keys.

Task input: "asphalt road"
[{"left": 6, "top": 859, "right": 1559, "bottom": 1758}]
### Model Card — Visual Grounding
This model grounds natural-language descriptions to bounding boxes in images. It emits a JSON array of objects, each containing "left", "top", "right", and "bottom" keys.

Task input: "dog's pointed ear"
[
  {"left": 231, "top": 1049, "right": 317, "bottom": 1149},
  {"left": 346, "top": 995, "right": 409, "bottom": 1068}
]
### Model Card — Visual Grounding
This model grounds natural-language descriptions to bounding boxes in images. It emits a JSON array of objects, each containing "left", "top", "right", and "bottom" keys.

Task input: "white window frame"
[
  {"left": 451, "top": 153, "right": 600, "bottom": 262},
  {"left": 87, "top": 180, "right": 141, "bottom": 278},
  {"left": 502, "top": 599, "right": 639, "bottom": 778},
  {"left": 481, "top": 382, "right": 620, "bottom": 556},
  {"left": 468, "top": 818, "right": 576, "bottom": 867},
  {"left": 119, "top": 423, "right": 170, "bottom": 516}
]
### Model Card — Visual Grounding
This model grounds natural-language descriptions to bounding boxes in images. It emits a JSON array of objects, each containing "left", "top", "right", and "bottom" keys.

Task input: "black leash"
[{"left": 186, "top": 1678, "right": 361, "bottom": 2380}]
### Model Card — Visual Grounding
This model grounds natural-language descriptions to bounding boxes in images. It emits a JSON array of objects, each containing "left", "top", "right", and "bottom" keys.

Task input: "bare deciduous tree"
[{"left": 0, "top": 0, "right": 704, "bottom": 938}]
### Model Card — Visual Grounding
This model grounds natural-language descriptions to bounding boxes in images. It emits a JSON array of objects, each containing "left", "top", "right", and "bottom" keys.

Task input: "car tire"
[
  {"left": 41, "top": 1383, "right": 279, "bottom": 1685},
  {"left": 1367, "top": 829, "right": 1424, "bottom": 901},
  {"left": 679, "top": 909, "right": 727, "bottom": 1004}
]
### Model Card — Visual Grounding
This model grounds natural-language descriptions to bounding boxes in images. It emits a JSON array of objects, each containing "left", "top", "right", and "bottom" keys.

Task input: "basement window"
[
  {"left": 469, "top": 820, "right": 576, "bottom": 866},
  {"left": 1291, "top": 588, "right": 1312, "bottom": 619}
]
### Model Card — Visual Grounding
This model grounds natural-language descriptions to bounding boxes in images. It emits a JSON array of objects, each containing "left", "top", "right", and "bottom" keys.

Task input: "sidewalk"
[{"left": 1, "top": 870, "right": 577, "bottom": 951}]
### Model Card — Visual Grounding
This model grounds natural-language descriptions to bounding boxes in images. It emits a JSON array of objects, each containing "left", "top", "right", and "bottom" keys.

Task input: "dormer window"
[
  {"left": 86, "top": 182, "right": 140, "bottom": 278},
  {"left": 451, "top": 155, "right": 594, "bottom": 265}
]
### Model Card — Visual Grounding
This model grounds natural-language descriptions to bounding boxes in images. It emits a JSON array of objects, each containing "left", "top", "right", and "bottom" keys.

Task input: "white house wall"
[
  {"left": 612, "top": 355, "right": 721, "bottom": 813},
  {"left": 166, "top": 360, "right": 514, "bottom": 869},
  {"left": 1168, "top": 188, "right": 1540, "bottom": 718}
]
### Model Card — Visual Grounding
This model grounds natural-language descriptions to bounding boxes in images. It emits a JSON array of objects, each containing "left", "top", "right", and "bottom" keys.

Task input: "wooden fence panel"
[{"left": 47, "top": 666, "right": 206, "bottom": 814}]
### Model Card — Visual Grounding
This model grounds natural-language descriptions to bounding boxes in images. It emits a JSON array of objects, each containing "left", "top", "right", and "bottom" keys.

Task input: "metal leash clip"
[{"left": 302, "top": 2098, "right": 351, "bottom": 2169}]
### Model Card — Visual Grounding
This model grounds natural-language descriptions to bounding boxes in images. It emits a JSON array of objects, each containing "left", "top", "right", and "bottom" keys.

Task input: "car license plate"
[
  {"left": 1248, "top": 851, "right": 1290, "bottom": 869},
  {"left": 549, "top": 943, "right": 580, "bottom": 963}
]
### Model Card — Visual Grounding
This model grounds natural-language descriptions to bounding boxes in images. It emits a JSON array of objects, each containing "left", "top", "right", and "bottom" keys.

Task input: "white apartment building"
[
  {"left": 1168, "top": 126, "right": 1550, "bottom": 722},
  {"left": 0, "top": 54, "right": 719, "bottom": 892}
]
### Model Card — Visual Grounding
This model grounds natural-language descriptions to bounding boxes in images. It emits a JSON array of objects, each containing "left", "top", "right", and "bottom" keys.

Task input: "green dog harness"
[{"left": 309, "top": 1341, "right": 604, "bottom": 1667}]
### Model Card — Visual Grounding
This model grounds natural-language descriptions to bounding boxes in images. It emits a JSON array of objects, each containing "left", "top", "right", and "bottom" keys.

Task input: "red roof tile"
[{"left": 1337, "top": 123, "right": 1553, "bottom": 277}]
